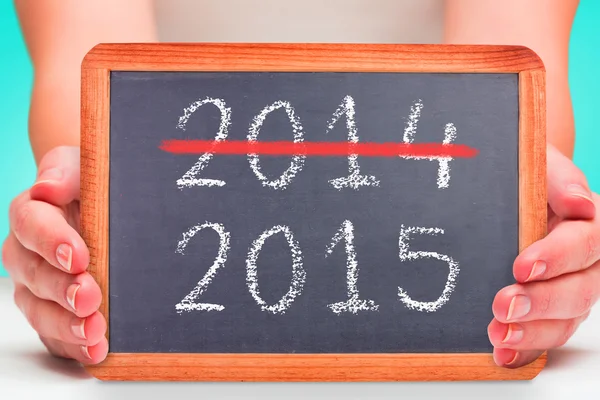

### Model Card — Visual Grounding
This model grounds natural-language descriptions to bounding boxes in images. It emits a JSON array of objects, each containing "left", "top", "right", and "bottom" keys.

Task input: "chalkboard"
[{"left": 82, "top": 43, "right": 546, "bottom": 381}]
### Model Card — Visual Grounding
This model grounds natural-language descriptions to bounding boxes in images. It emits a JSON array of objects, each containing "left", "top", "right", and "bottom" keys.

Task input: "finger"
[
  {"left": 14, "top": 284, "right": 106, "bottom": 345},
  {"left": 6, "top": 239, "right": 101, "bottom": 317},
  {"left": 1, "top": 234, "right": 19, "bottom": 279},
  {"left": 9, "top": 196, "right": 89, "bottom": 274},
  {"left": 514, "top": 217, "right": 600, "bottom": 282},
  {"left": 30, "top": 146, "right": 81, "bottom": 205},
  {"left": 40, "top": 336, "right": 108, "bottom": 365},
  {"left": 547, "top": 145, "right": 595, "bottom": 220},
  {"left": 493, "top": 348, "right": 545, "bottom": 369},
  {"left": 488, "top": 312, "right": 590, "bottom": 350},
  {"left": 547, "top": 206, "right": 562, "bottom": 232},
  {"left": 494, "top": 264, "right": 600, "bottom": 322}
]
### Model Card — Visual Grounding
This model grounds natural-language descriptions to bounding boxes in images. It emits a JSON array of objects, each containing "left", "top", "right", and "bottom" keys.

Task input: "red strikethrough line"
[{"left": 159, "top": 140, "right": 478, "bottom": 158}]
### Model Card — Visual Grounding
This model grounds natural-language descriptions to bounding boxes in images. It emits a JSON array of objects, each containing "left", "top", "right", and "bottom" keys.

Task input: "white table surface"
[{"left": 1, "top": 278, "right": 599, "bottom": 399}]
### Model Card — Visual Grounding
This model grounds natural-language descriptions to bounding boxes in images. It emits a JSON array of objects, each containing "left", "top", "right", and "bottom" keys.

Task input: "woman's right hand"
[{"left": 1, "top": 146, "right": 107, "bottom": 364}]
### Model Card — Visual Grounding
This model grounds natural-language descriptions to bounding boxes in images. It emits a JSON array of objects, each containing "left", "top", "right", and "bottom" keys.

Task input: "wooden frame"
[{"left": 81, "top": 43, "right": 546, "bottom": 381}]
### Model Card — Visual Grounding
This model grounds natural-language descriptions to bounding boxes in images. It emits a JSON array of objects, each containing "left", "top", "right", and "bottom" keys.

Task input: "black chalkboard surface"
[{"left": 81, "top": 43, "right": 546, "bottom": 381}]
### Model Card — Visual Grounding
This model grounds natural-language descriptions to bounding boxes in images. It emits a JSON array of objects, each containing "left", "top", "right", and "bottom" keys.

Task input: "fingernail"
[
  {"left": 526, "top": 260, "right": 547, "bottom": 282},
  {"left": 56, "top": 244, "right": 72, "bottom": 272},
  {"left": 71, "top": 318, "right": 87, "bottom": 340},
  {"left": 35, "top": 168, "right": 63, "bottom": 184},
  {"left": 493, "top": 349, "right": 518, "bottom": 366},
  {"left": 502, "top": 323, "right": 524, "bottom": 344},
  {"left": 506, "top": 295, "right": 531, "bottom": 321},
  {"left": 567, "top": 184, "right": 594, "bottom": 203},
  {"left": 506, "top": 351, "right": 519, "bottom": 366},
  {"left": 80, "top": 345, "right": 92, "bottom": 360},
  {"left": 66, "top": 284, "right": 80, "bottom": 312}
]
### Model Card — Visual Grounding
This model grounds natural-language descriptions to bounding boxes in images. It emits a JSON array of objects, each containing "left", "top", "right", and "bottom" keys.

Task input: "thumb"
[
  {"left": 30, "top": 146, "right": 81, "bottom": 206},
  {"left": 547, "top": 145, "right": 595, "bottom": 220}
]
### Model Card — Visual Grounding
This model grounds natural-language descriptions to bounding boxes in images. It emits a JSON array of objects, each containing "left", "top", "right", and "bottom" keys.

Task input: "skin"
[
  {"left": 7, "top": 0, "right": 157, "bottom": 363},
  {"left": 3, "top": 0, "right": 597, "bottom": 368},
  {"left": 445, "top": 0, "right": 598, "bottom": 368},
  {"left": 445, "top": 0, "right": 579, "bottom": 157}
]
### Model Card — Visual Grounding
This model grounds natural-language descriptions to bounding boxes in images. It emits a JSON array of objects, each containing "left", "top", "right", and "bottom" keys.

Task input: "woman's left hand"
[{"left": 490, "top": 145, "right": 599, "bottom": 367}]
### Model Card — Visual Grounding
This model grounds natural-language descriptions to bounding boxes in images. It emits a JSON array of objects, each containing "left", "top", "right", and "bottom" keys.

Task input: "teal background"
[
  {"left": 1, "top": 1, "right": 35, "bottom": 277},
  {"left": 570, "top": 0, "right": 600, "bottom": 192},
  {"left": 0, "top": 1, "right": 598, "bottom": 276}
]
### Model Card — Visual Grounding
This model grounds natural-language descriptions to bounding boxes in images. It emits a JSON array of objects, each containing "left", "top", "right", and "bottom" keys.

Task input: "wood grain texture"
[
  {"left": 82, "top": 43, "right": 543, "bottom": 73},
  {"left": 519, "top": 70, "right": 547, "bottom": 252},
  {"left": 515, "top": 68, "right": 548, "bottom": 381},
  {"left": 80, "top": 43, "right": 547, "bottom": 381},
  {"left": 86, "top": 353, "right": 547, "bottom": 381},
  {"left": 80, "top": 67, "right": 110, "bottom": 334}
]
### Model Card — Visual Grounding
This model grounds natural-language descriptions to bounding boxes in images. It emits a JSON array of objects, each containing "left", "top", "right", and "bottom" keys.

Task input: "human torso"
[{"left": 154, "top": 0, "right": 444, "bottom": 43}]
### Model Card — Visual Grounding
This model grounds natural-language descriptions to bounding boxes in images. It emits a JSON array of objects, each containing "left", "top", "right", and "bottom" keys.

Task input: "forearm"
[
  {"left": 15, "top": 0, "right": 158, "bottom": 164},
  {"left": 27, "top": 74, "right": 80, "bottom": 164},
  {"left": 444, "top": 0, "right": 579, "bottom": 158}
]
